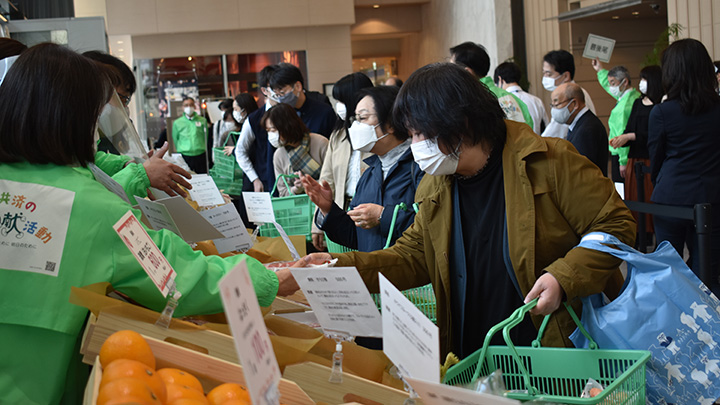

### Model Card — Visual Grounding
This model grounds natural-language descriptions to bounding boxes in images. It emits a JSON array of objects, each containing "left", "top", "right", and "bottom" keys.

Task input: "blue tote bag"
[{"left": 570, "top": 232, "right": 720, "bottom": 405}]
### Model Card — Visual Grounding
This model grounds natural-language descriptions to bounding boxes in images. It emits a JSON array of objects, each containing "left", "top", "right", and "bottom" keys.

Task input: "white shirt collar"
[
  {"left": 506, "top": 85, "right": 522, "bottom": 93},
  {"left": 568, "top": 106, "right": 589, "bottom": 131}
]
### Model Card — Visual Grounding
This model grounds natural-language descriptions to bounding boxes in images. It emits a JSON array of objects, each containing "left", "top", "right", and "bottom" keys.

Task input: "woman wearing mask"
[
  {"left": 648, "top": 39, "right": 720, "bottom": 295},
  {"left": 211, "top": 98, "right": 238, "bottom": 157},
  {"left": 262, "top": 103, "right": 328, "bottom": 197},
  {"left": 0, "top": 43, "right": 299, "bottom": 404},
  {"left": 609, "top": 65, "right": 663, "bottom": 241},
  {"left": 222, "top": 93, "right": 259, "bottom": 156},
  {"left": 301, "top": 86, "right": 424, "bottom": 252},
  {"left": 310, "top": 73, "right": 374, "bottom": 250}
]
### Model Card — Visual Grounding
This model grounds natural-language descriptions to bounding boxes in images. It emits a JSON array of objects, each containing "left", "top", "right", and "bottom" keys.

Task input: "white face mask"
[
  {"left": 335, "top": 102, "right": 347, "bottom": 121},
  {"left": 349, "top": 121, "right": 387, "bottom": 152},
  {"left": 411, "top": 139, "right": 459, "bottom": 176},
  {"left": 639, "top": 79, "right": 648, "bottom": 95},
  {"left": 609, "top": 85, "right": 622, "bottom": 98},
  {"left": 183, "top": 106, "right": 194, "bottom": 116},
  {"left": 268, "top": 131, "right": 282, "bottom": 148},
  {"left": 542, "top": 76, "right": 558, "bottom": 92},
  {"left": 232, "top": 110, "right": 245, "bottom": 123},
  {"left": 551, "top": 100, "right": 575, "bottom": 124}
]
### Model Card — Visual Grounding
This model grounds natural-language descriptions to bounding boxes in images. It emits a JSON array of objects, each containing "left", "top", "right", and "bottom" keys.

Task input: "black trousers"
[{"left": 182, "top": 153, "right": 207, "bottom": 174}]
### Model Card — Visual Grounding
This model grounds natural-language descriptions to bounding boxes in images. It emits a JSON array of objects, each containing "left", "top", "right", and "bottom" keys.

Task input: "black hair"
[
  {"left": 0, "top": 43, "right": 112, "bottom": 167},
  {"left": 394, "top": 63, "right": 506, "bottom": 153},
  {"left": 0, "top": 38, "right": 27, "bottom": 60},
  {"left": 257, "top": 65, "right": 277, "bottom": 88},
  {"left": 234, "top": 93, "right": 259, "bottom": 114},
  {"left": 449, "top": 42, "right": 490, "bottom": 77},
  {"left": 218, "top": 98, "right": 233, "bottom": 111},
  {"left": 493, "top": 61, "right": 522, "bottom": 85},
  {"left": 332, "top": 72, "right": 374, "bottom": 135},
  {"left": 261, "top": 103, "right": 309, "bottom": 146},
  {"left": 543, "top": 50, "right": 575, "bottom": 80},
  {"left": 639, "top": 65, "right": 663, "bottom": 105},
  {"left": 269, "top": 62, "right": 304, "bottom": 90},
  {"left": 661, "top": 38, "right": 720, "bottom": 115},
  {"left": 356, "top": 85, "right": 407, "bottom": 141},
  {"left": 82, "top": 50, "right": 136, "bottom": 95}
]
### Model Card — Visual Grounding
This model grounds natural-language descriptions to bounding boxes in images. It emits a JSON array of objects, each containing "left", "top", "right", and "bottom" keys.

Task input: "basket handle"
[
  {"left": 531, "top": 302, "right": 598, "bottom": 349},
  {"left": 383, "top": 202, "right": 416, "bottom": 249},
  {"left": 223, "top": 131, "right": 241, "bottom": 147},
  {"left": 271, "top": 173, "right": 299, "bottom": 196}
]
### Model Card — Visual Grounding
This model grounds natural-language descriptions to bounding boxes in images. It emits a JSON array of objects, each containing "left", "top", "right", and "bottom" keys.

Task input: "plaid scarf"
[{"left": 287, "top": 134, "right": 322, "bottom": 178}]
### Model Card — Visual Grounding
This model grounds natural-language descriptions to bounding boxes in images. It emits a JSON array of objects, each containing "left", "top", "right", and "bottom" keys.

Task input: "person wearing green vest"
[
  {"left": 173, "top": 97, "right": 209, "bottom": 174},
  {"left": 592, "top": 58, "right": 641, "bottom": 181},
  {"left": 449, "top": 42, "right": 534, "bottom": 130},
  {"left": 0, "top": 43, "right": 300, "bottom": 404}
]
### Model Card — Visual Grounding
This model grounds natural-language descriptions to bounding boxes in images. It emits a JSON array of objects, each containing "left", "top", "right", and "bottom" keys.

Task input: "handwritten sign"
[
  {"left": 291, "top": 267, "right": 382, "bottom": 337},
  {"left": 187, "top": 174, "right": 225, "bottom": 207},
  {"left": 404, "top": 377, "right": 521, "bottom": 405},
  {"left": 113, "top": 211, "right": 176, "bottom": 297},
  {"left": 199, "top": 204, "right": 253, "bottom": 254},
  {"left": 89, "top": 163, "right": 131, "bottom": 203},
  {"left": 380, "top": 273, "right": 440, "bottom": 382},
  {"left": 583, "top": 33, "right": 616, "bottom": 63},
  {"left": 220, "top": 260, "right": 281, "bottom": 405},
  {"left": 242, "top": 192, "right": 276, "bottom": 224}
]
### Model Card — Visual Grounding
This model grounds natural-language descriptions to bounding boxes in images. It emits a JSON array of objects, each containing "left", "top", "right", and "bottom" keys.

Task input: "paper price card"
[
  {"left": 113, "top": 211, "right": 176, "bottom": 297},
  {"left": 187, "top": 174, "right": 225, "bottom": 207},
  {"left": 242, "top": 192, "right": 276, "bottom": 224},
  {"left": 89, "top": 163, "right": 131, "bottom": 204},
  {"left": 404, "top": 376, "right": 521, "bottom": 405},
  {"left": 291, "top": 267, "right": 382, "bottom": 337},
  {"left": 199, "top": 204, "right": 253, "bottom": 254},
  {"left": 220, "top": 260, "right": 281, "bottom": 405},
  {"left": 134, "top": 196, "right": 182, "bottom": 236},
  {"left": 272, "top": 221, "right": 300, "bottom": 261},
  {"left": 583, "top": 33, "right": 616, "bottom": 63},
  {"left": 380, "top": 273, "right": 440, "bottom": 382}
]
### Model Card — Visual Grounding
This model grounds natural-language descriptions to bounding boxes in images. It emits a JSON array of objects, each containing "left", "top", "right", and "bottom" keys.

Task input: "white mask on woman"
[
  {"left": 268, "top": 131, "right": 282, "bottom": 148},
  {"left": 638, "top": 79, "right": 648, "bottom": 95},
  {"left": 232, "top": 110, "right": 245, "bottom": 123},
  {"left": 335, "top": 102, "right": 347, "bottom": 121},
  {"left": 348, "top": 121, "right": 387, "bottom": 153},
  {"left": 410, "top": 139, "right": 459, "bottom": 176}
]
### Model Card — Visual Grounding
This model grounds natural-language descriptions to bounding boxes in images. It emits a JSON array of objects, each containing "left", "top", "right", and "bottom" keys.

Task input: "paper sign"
[
  {"left": 187, "top": 174, "right": 225, "bottom": 207},
  {"left": 134, "top": 196, "right": 182, "bottom": 236},
  {"left": 291, "top": 267, "right": 382, "bottom": 337},
  {"left": 242, "top": 192, "right": 276, "bottom": 224},
  {"left": 89, "top": 163, "right": 131, "bottom": 204},
  {"left": 148, "top": 187, "right": 171, "bottom": 200},
  {"left": 199, "top": 204, "right": 253, "bottom": 254},
  {"left": 404, "top": 377, "right": 521, "bottom": 405},
  {"left": 380, "top": 273, "right": 440, "bottom": 382},
  {"left": 614, "top": 182, "right": 625, "bottom": 200},
  {"left": 220, "top": 260, "right": 282, "bottom": 405},
  {"left": 272, "top": 221, "right": 300, "bottom": 261},
  {"left": 153, "top": 196, "right": 225, "bottom": 243},
  {"left": 583, "top": 33, "right": 616, "bottom": 63},
  {"left": 113, "top": 211, "right": 176, "bottom": 297}
]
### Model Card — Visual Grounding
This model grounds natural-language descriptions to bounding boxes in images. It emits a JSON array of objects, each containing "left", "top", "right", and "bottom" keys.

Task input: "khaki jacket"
[{"left": 335, "top": 120, "right": 635, "bottom": 356}]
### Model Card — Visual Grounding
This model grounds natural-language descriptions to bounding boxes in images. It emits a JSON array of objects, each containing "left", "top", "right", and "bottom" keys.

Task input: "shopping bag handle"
[
  {"left": 270, "top": 173, "right": 300, "bottom": 196},
  {"left": 383, "top": 202, "right": 418, "bottom": 249},
  {"left": 577, "top": 232, "right": 641, "bottom": 258}
]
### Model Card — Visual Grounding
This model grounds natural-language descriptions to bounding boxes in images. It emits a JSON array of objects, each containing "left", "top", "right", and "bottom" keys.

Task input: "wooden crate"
[{"left": 83, "top": 334, "right": 314, "bottom": 405}]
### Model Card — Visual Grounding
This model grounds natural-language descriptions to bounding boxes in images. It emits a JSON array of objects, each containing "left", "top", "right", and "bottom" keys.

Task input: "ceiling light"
[
  {"left": 612, "top": 15, "right": 620, "bottom": 19},
  {"left": 117, "top": 40, "right": 124, "bottom": 44},
  {"left": 117, "top": 48, "right": 124, "bottom": 52},
  {"left": 188, "top": 56, "right": 193, "bottom": 61},
  {"left": 632, "top": 11, "right": 639, "bottom": 15},
  {"left": 373, "top": 4, "right": 380, "bottom": 8}
]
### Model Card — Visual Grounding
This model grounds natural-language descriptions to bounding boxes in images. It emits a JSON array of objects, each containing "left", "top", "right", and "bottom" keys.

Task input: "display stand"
[
  {"left": 324, "top": 330, "right": 355, "bottom": 383},
  {"left": 155, "top": 284, "right": 181, "bottom": 329}
]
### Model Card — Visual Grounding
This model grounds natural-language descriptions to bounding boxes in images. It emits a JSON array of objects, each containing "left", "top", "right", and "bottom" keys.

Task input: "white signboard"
[
  {"left": 187, "top": 174, "right": 225, "bottom": 207},
  {"left": 242, "top": 192, "right": 276, "bottom": 224},
  {"left": 291, "top": 267, "right": 382, "bottom": 338},
  {"left": 134, "top": 196, "right": 182, "bottom": 236},
  {"left": 380, "top": 273, "right": 440, "bottom": 382},
  {"left": 152, "top": 196, "right": 225, "bottom": 243},
  {"left": 272, "top": 221, "right": 300, "bottom": 261},
  {"left": 405, "top": 376, "right": 521, "bottom": 405},
  {"left": 220, "top": 260, "right": 281, "bottom": 405},
  {"left": 0, "top": 179, "right": 74, "bottom": 277},
  {"left": 89, "top": 163, "right": 131, "bottom": 204},
  {"left": 113, "top": 211, "right": 176, "bottom": 297},
  {"left": 199, "top": 204, "right": 253, "bottom": 254},
  {"left": 583, "top": 33, "right": 616, "bottom": 63}
]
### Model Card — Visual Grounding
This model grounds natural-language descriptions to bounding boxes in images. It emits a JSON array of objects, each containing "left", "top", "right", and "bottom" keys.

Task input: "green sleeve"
[
  {"left": 94, "top": 151, "right": 132, "bottom": 177},
  {"left": 111, "top": 162, "right": 150, "bottom": 200},
  {"left": 597, "top": 69, "right": 615, "bottom": 99},
  {"left": 510, "top": 92, "right": 534, "bottom": 129}
]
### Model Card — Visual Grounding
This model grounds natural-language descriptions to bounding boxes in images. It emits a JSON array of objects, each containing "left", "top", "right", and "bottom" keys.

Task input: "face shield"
[
  {"left": 0, "top": 55, "right": 19, "bottom": 86},
  {"left": 97, "top": 91, "right": 149, "bottom": 162}
]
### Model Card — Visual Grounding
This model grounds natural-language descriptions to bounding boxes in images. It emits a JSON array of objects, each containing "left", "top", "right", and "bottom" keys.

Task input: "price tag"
[
  {"left": 380, "top": 273, "right": 440, "bottom": 382},
  {"left": 187, "top": 174, "right": 225, "bottom": 207},
  {"left": 89, "top": 163, "right": 131, "bottom": 203},
  {"left": 404, "top": 376, "right": 521, "bottom": 405},
  {"left": 242, "top": 192, "right": 276, "bottom": 223},
  {"left": 134, "top": 196, "right": 182, "bottom": 236},
  {"left": 199, "top": 204, "right": 253, "bottom": 254},
  {"left": 113, "top": 211, "right": 176, "bottom": 297},
  {"left": 220, "top": 260, "right": 281, "bottom": 405},
  {"left": 291, "top": 267, "right": 382, "bottom": 337},
  {"left": 583, "top": 33, "right": 616, "bottom": 63}
]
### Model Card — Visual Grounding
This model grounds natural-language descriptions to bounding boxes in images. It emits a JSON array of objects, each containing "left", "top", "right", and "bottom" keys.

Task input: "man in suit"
[{"left": 551, "top": 83, "right": 608, "bottom": 176}]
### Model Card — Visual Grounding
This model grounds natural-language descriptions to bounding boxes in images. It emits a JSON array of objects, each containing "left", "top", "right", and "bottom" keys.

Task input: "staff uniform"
[
  {"left": 479, "top": 77, "right": 534, "bottom": 129},
  {"left": 172, "top": 112, "right": 208, "bottom": 173},
  {"left": 506, "top": 85, "right": 548, "bottom": 135},
  {"left": 0, "top": 162, "right": 278, "bottom": 404},
  {"left": 596, "top": 69, "right": 641, "bottom": 169},
  {"left": 94, "top": 151, "right": 150, "bottom": 200}
]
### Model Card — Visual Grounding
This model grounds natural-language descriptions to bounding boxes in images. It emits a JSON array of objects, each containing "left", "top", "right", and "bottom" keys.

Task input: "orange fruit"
[
  {"left": 97, "top": 377, "right": 161, "bottom": 405},
  {"left": 101, "top": 359, "right": 167, "bottom": 403},
  {"left": 157, "top": 367, "right": 204, "bottom": 393},
  {"left": 166, "top": 383, "right": 209, "bottom": 404},
  {"left": 168, "top": 399, "right": 211, "bottom": 405},
  {"left": 207, "top": 383, "right": 250, "bottom": 405},
  {"left": 221, "top": 400, "right": 251, "bottom": 405},
  {"left": 99, "top": 330, "right": 156, "bottom": 370}
]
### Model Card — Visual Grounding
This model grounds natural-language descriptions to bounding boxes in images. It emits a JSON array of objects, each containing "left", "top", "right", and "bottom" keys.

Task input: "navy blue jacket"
[
  {"left": 320, "top": 148, "right": 424, "bottom": 251},
  {"left": 242, "top": 107, "right": 276, "bottom": 193},
  {"left": 297, "top": 97, "right": 338, "bottom": 138}
]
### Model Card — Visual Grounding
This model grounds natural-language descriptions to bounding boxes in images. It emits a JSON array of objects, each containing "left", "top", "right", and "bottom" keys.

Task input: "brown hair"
[{"left": 261, "top": 103, "right": 308, "bottom": 146}]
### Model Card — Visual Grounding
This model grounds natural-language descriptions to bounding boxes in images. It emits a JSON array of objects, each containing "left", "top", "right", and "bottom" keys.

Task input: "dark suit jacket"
[
  {"left": 648, "top": 100, "right": 720, "bottom": 205},
  {"left": 567, "top": 110, "right": 609, "bottom": 176}
]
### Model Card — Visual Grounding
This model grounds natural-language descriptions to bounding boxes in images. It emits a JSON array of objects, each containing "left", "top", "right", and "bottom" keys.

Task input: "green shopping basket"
[
  {"left": 210, "top": 132, "right": 243, "bottom": 195},
  {"left": 443, "top": 299, "right": 650, "bottom": 404},
  {"left": 258, "top": 174, "right": 315, "bottom": 241},
  {"left": 325, "top": 202, "right": 437, "bottom": 324}
]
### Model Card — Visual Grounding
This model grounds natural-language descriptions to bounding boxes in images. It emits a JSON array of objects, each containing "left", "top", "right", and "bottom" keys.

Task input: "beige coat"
[{"left": 273, "top": 133, "right": 328, "bottom": 197}]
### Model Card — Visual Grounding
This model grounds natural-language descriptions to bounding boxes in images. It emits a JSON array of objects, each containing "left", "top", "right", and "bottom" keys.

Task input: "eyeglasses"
[
  {"left": 550, "top": 98, "right": 574, "bottom": 109},
  {"left": 273, "top": 86, "right": 294, "bottom": 97},
  {"left": 349, "top": 113, "right": 377, "bottom": 124}
]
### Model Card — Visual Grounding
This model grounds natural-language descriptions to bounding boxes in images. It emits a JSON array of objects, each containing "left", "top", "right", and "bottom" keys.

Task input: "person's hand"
[
  {"left": 591, "top": 57, "right": 603, "bottom": 72},
  {"left": 275, "top": 268, "right": 300, "bottom": 296},
  {"left": 290, "top": 171, "right": 305, "bottom": 195},
  {"left": 223, "top": 146, "right": 234, "bottom": 156},
  {"left": 609, "top": 133, "right": 635, "bottom": 148},
  {"left": 524, "top": 272, "right": 564, "bottom": 315},
  {"left": 142, "top": 141, "right": 192, "bottom": 198},
  {"left": 312, "top": 232, "right": 327, "bottom": 251},
  {"left": 300, "top": 173, "right": 333, "bottom": 214},
  {"left": 294, "top": 253, "right": 334, "bottom": 267},
  {"left": 348, "top": 203, "right": 384, "bottom": 229},
  {"left": 619, "top": 165, "right": 627, "bottom": 179},
  {"left": 253, "top": 178, "right": 264, "bottom": 192}
]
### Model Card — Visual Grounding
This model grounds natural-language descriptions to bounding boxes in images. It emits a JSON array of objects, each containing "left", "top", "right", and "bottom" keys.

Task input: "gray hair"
[{"left": 608, "top": 65, "right": 631, "bottom": 86}]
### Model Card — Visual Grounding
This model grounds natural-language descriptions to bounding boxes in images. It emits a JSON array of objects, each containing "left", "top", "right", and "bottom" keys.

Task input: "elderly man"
[
  {"left": 551, "top": 83, "right": 608, "bottom": 175},
  {"left": 299, "top": 63, "right": 634, "bottom": 358}
]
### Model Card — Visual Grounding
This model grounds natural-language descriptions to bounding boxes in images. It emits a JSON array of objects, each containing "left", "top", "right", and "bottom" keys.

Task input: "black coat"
[{"left": 567, "top": 110, "right": 609, "bottom": 176}]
